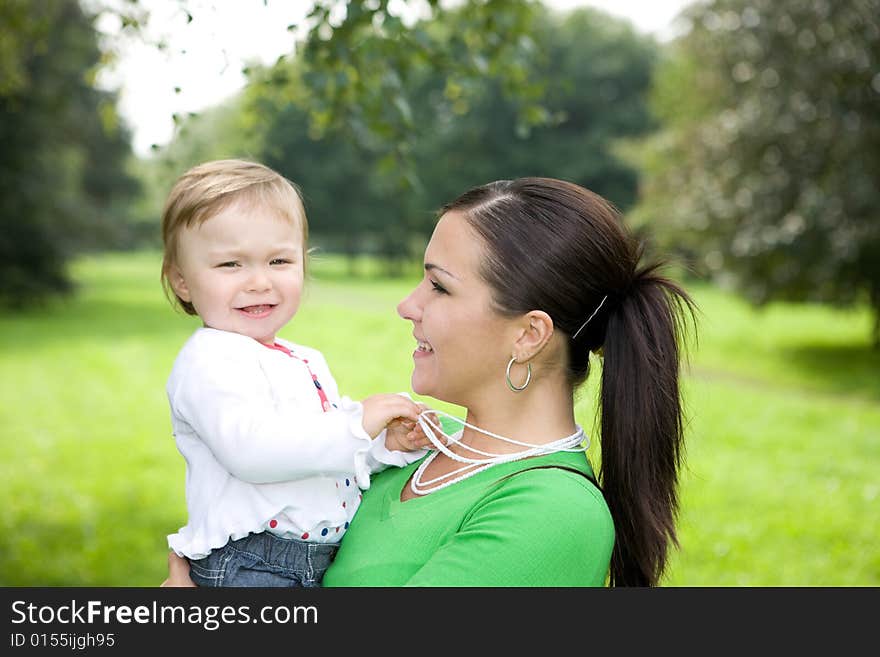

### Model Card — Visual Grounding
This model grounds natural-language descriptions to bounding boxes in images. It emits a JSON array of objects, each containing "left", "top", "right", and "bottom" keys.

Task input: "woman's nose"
[{"left": 397, "top": 286, "right": 421, "bottom": 322}]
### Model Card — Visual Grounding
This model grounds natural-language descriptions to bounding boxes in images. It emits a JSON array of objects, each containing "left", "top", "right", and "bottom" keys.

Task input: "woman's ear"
[
  {"left": 168, "top": 265, "right": 192, "bottom": 302},
  {"left": 512, "top": 310, "right": 554, "bottom": 362}
]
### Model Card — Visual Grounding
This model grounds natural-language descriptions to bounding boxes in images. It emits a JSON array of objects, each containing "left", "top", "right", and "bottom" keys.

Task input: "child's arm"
[
  {"left": 361, "top": 394, "right": 428, "bottom": 439},
  {"left": 170, "top": 348, "right": 423, "bottom": 486},
  {"left": 303, "top": 349, "right": 430, "bottom": 472}
]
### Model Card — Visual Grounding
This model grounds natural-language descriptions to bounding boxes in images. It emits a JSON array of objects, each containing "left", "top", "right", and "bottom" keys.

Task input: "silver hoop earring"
[{"left": 505, "top": 356, "right": 531, "bottom": 392}]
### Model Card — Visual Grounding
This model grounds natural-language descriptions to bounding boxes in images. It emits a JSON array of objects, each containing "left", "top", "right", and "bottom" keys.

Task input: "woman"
[{"left": 165, "top": 177, "right": 696, "bottom": 586}]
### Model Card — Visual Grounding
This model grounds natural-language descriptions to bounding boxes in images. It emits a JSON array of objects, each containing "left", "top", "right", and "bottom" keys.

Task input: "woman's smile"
[{"left": 413, "top": 336, "right": 434, "bottom": 359}]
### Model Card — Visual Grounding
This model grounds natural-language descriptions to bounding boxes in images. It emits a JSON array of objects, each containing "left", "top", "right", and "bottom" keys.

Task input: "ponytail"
[{"left": 600, "top": 260, "right": 697, "bottom": 586}]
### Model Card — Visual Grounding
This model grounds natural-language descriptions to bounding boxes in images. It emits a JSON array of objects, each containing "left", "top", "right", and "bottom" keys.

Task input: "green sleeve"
[{"left": 404, "top": 468, "right": 615, "bottom": 587}]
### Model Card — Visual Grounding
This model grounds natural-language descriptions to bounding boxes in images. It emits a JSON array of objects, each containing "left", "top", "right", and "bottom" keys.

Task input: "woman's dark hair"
[{"left": 442, "top": 177, "right": 697, "bottom": 586}]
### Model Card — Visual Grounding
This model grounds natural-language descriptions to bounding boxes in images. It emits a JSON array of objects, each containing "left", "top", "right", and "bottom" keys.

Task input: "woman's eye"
[{"left": 430, "top": 280, "right": 448, "bottom": 294}]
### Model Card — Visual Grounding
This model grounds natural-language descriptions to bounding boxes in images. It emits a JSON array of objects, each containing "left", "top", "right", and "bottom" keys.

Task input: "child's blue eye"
[
  {"left": 217, "top": 261, "right": 239, "bottom": 268},
  {"left": 270, "top": 258, "right": 292, "bottom": 266}
]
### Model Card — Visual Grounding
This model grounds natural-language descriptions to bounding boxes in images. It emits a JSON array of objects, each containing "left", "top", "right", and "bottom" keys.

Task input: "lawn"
[{"left": 0, "top": 250, "right": 877, "bottom": 585}]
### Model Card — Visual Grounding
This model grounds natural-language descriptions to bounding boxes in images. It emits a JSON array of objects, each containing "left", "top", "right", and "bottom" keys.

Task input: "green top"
[{"left": 322, "top": 450, "right": 614, "bottom": 587}]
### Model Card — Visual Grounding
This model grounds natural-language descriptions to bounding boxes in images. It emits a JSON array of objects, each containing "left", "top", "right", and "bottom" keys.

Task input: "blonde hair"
[{"left": 160, "top": 159, "right": 309, "bottom": 315}]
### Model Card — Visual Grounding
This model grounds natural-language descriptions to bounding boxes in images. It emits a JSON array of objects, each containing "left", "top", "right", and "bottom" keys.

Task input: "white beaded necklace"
[{"left": 409, "top": 410, "right": 590, "bottom": 496}]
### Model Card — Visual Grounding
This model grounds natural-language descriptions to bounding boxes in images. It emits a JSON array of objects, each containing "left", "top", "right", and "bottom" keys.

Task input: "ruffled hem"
[
  {"left": 169, "top": 516, "right": 348, "bottom": 560},
  {"left": 169, "top": 525, "right": 262, "bottom": 561},
  {"left": 169, "top": 490, "right": 352, "bottom": 559}
]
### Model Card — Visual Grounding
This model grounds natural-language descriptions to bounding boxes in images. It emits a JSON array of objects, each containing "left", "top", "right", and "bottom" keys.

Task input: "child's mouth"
[{"left": 237, "top": 304, "right": 276, "bottom": 317}]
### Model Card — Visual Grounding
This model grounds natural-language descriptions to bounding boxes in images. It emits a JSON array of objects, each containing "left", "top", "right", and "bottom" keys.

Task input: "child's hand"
[
  {"left": 384, "top": 406, "right": 436, "bottom": 452},
  {"left": 360, "top": 393, "right": 422, "bottom": 439},
  {"left": 160, "top": 552, "right": 197, "bottom": 587}
]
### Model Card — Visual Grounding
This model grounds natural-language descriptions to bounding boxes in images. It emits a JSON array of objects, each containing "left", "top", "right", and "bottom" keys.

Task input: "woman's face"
[{"left": 397, "top": 211, "right": 518, "bottom": 407}]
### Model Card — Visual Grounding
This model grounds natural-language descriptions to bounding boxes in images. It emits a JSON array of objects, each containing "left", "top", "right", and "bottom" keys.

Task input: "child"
[{"left": 160, "top": 159, "right": 427, "bottom": 587}]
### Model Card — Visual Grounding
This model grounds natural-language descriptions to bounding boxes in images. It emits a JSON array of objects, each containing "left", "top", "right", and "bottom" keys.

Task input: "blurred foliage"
[
  {"left": 0, "top": 0, "right": 656, "bottom": 300},
  {"left": 0, "top": 0, "right": 140, "bottom": 308},
  {"left": 20, "top": 0, "right": 880, "bottom": 342},
  {"left": 629, "top": 0, "right": 880, "bottom": 344},
  {"left": 406, "top": 8, "right": 658, "bottom": 214},
  {"left": 0, "top": 0, "right": 49, "bottom": 96},
  {"left": 150, "top": 4, "right": 657, "bottom": 272},
  {"left": 296, "top": 0, "right": 548, "bottom": 189}
]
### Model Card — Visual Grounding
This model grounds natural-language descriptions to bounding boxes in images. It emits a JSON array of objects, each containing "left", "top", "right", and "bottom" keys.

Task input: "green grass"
[{"left": 0, "top": 251, "right": 877, "bottom": 586}]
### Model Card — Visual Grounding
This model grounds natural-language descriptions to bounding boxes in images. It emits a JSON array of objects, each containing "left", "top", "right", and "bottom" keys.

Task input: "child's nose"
[{"left": 246, "top": 267, "right": 272, "bottom": 292}]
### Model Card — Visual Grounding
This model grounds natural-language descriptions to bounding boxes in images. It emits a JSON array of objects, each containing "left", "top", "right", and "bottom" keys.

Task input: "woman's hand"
[{"left": 160, "top": 551, "right": 197, "bottom": 587}]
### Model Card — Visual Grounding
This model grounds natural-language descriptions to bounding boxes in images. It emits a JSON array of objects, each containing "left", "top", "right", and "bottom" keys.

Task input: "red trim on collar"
[
  {"left": 258, "top": 340, "right": 332, "bottom": 412},
  {"left": 262, "top": 341, "right": 293, "bottom": 357}
]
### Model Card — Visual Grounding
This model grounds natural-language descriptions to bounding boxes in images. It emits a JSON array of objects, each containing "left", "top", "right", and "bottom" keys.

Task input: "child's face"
[{"left": 169, "top": 199, "right": 304, "bottom": 345}]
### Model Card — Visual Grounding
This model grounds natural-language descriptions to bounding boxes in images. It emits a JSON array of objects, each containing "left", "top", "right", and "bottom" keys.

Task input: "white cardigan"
[{"left": 166, "top": 327, "right": 425, "bottom": 559}]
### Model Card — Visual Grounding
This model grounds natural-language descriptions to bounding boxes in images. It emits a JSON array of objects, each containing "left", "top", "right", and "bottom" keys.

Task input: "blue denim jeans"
[{"left": 189, "top": 532, "right": 339, "bottom": 588}]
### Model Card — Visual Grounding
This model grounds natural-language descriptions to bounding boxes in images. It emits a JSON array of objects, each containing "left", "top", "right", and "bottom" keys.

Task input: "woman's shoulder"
[
  {"left": 463, "top": 457, "right": 615, "bottom": 571},
  {"left": 481, "top": 456, "right": 612, "bottom": 529},
  {"left": 494, "top": 460, "right": 605, "bottom": 504}
]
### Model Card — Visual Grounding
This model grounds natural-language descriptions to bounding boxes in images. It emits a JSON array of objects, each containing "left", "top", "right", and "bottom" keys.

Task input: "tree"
[
  {"left": 113, "top": 0, "right": 557, "bottom": 274},
  {"left": 0, "top": 0, "right": 139, "bottom": 307},
  {"left": 296, "top": 0, "right": 549, "bottom": 193},
  {"left": 106, "top": 0, "right": 655, "bottom": 276},
  {"left": 410, "top": 7, "right": 658, "bottom": 216},
  {"left": 226, "top": 4, "right": 656, "bottom": 271},
  {"left": 630, "top": 0, "right": 880, "bottom": 343}
]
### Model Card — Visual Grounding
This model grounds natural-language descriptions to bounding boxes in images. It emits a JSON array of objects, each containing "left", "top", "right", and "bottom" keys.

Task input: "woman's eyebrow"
[{"left": 425, "top": 263, "right": 458, "bottom": 279}]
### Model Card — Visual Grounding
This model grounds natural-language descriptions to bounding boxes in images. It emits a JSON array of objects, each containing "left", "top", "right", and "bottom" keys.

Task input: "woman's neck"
[{"left": 455, "top": 375, "right": 577, "bottom": 456}]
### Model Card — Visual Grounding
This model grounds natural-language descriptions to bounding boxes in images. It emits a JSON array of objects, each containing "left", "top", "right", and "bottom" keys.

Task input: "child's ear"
[{"left": 168, "top": 266, "right": 192, "bottom": 302}]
